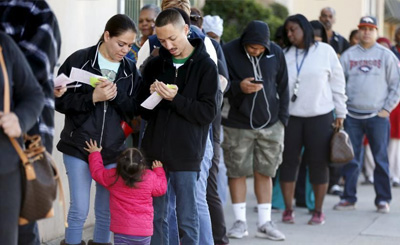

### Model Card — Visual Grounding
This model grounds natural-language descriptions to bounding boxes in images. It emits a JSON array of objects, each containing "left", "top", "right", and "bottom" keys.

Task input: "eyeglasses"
[{"left": 190, "top": 15, "right": 202, "bottom": 21}]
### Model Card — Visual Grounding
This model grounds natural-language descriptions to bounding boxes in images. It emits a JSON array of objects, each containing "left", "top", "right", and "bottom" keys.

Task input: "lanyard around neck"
[
  {"left": 292, "top": 48, "right": 307, "bottom": 102},
  {"left": 295, "top": 48, "right": 307, "bottom": 79}
]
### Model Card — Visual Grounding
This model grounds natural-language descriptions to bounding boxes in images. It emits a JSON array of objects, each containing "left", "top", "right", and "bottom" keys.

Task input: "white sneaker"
[
  {"left": 256, "top": 221, "right": 285, "bottom": 241},
  {"left": 227, "top": 220, "right": 248, "bottom": 239}
]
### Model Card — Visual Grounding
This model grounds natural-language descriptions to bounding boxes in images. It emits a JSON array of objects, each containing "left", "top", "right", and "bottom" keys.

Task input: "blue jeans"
[
  {"left": 114, "top": 233, "right": 151, "bottom": 245},
  {"left": 196, "top": 135, "right": 214, "bottom": 245},
  {"left": 63, "top": 154, "right": 114, "bottom": 244},
  {"left": 342, "top": 116, "right": 392, "bottom": 205},
  {"left": 151, "top": 172, "right": 199, "bottom": 245},
  {"left": 167, "top": 133, "right": 214, "bottom": 245}
]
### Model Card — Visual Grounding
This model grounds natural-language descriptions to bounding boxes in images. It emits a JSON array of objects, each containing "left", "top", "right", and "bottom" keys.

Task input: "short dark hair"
[
  {"left": 155, "top": 8, "right": 185, "bottom": 28},
  {"left": 190, "top": 7, "right": 203, "bottom": 28},
  {"left": 349, "top": 29, "right": 358, "bottom": 41},
  {"left": 310, "top": 20, "right": 328, "bottom": 43},
  {"left": 99, "top": 14, "right": 137, "bottom": 42},
  {"left": 283, "top": 14, "right": 315, "bottom": 53}
]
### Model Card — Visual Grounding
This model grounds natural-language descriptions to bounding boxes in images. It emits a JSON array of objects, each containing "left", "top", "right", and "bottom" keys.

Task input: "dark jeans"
[
  {"left": 207, "top": 143, "right": 229, "bottom": 244},
  {"left": 0, "top": 168, "right": 21, "bottom": 244},
  {"left": 207, "top": 114, "right": 229, "bottom": 245},
  {"left": 328, "top": 165, "right": 343, "bottom": 189},
  {"left": 342, "top": 116, "right": 391, "bottom": 205},
  {"left": 18, "top": 222, "right": 40, "bottom": 245}
]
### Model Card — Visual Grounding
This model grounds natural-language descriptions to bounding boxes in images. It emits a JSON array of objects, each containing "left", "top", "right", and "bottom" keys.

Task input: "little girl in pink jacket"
[{"left": 84, "top": 139, "right": 167, "bottom": 245}]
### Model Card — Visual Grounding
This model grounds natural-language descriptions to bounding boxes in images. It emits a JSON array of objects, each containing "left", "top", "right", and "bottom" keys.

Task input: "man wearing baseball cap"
[{"left": 334, "top": 16, "right": 400, "bottom": 213}]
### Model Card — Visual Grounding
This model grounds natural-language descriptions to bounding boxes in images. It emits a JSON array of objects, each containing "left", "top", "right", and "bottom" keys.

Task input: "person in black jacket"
[
  {"left": 0, "top": 1, "right": 62, "bottom": 243},
  {"left": 55, "top": 15, "right": 141, "bottom": 245},
  {"left": 319, "top": 7, "right": 350, "bottom": 56},
  {"left": 0, "top": 31, "right": 44, "bottom": 245},
  {"left": 138, "top": 9, "right": 218, "bottom": 245},
  {"left": 221, "top": 20, "right": 288, "bottom": 241}
]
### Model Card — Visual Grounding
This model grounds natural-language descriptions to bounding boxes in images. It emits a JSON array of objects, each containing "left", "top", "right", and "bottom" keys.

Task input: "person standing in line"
[
  {"left": 56, "top": 14, "right": 142, "bottom": 245},
  {"left": 222, "top": 20, "right": 288, "bottom": 241},
  {"left": 384, "top": 34, "right": 400, "bottom": 187},
  {"left": 319, "top": 7, "right": 350, "bottom": 56},
  {"left": 137, "top": 1, "right": 219, "bottom": 244},
  {"left": 203, "top": 15, "right": 224, "bottom": 45},
  {"left": 0, "top": 31, "right": 45, "bottom": 245},
  {"left": 334, "top": 16, "right": 400, "bottom": 213},
  {"left": 126, "top": 4, "right": 160, "bottom": 63},
  {"left": 136, "top": 0, "right": 218, "bottom": 70},
  {"left": 390, "top": 27, "right": 400, "bottom": 60},
  {"left": 362, "top": 36, "right": 400, "bottom": 188},
  {"left": 126, "top": 4, "right": 161, "bottom": 148},
  {"left": 138, "top": 8, "right": 219, "bottom": 245},
  {"left": 279, "top": 14, "right": 347, "bottom": 225},
  {"left": 0, "top": 1, "right": 61, "bottom": 244},
  {"left": 348, "top": 30, "right": 360, "bottom": 47},
  {"left": 84, "top": 140, "right": 167, "bottom": 245},
  {"left": 191, "top": 11, "right": 230, "bottom": 245},
  {"left": 319, "top": 6, "right": 350, "bottom": 197}
]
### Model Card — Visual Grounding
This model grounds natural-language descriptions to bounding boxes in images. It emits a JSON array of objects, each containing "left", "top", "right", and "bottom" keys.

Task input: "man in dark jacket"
[
  {"left": 319, "top": 7, "right": 350, "bottom": 56},
  {"left": 221, "top": 20, "right": 288, "bottom": 241},
  {"left": 138, "top": 9, "right": 218, "bottom": 245}
]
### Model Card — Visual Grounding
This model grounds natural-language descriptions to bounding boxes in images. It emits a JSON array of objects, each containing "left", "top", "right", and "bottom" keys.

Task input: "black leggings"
[{"left": 280, "top": 112, "right": 333, "bottom": 184}]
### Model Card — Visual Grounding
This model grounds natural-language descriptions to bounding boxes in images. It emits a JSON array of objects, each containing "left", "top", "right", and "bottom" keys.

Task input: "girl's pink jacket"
[{"left": 89, "top": 152, "right": 167, "bottom": 236}]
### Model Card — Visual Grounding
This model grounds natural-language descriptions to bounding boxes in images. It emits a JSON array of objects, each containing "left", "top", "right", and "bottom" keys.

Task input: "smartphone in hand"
[{"left": 251, "top": 80, "right": 263, "bottom": 84}]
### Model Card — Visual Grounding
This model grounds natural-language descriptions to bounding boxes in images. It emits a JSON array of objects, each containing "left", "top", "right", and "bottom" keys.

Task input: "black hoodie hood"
[{"left": 240, "top": 20, "right": 271, "bottom": 52}]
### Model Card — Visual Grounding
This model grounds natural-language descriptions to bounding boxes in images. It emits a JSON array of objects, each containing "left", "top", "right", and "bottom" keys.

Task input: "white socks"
[
  {"left": 232, "top": 202, "right": 246, "bottom": 222},
  {"left": 258, "top": 203, "right": 272, "bottom": 226},
  {"left": 232, "top": 202, "right": 272, "bottom": 225}
]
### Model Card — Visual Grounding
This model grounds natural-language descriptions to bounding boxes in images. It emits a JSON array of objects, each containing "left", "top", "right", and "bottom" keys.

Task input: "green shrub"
[{"left": 203, "top": 0, "right": 288, "bottom": 43}]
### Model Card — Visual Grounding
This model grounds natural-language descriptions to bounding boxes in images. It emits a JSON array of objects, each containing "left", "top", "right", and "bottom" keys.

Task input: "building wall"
[
  {"left": 271, "top": 0, "right": 384, "bottom": 42},
  {"left": 38, "top": 0, "right": 119, "bottom": 242}
]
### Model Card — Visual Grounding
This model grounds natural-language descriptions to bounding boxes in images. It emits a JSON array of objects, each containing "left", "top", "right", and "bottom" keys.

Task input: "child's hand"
[
  {"left": 84, "top": 139, "right": 102, "bottom": 153},
  {"left": 152, "top": 160, "right": 163, "bottom": 169}
]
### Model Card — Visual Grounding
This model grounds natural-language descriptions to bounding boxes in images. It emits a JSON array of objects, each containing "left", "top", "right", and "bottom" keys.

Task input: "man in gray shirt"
[{"left": 334, "top": 16, "right": 400, "bottom": 213}]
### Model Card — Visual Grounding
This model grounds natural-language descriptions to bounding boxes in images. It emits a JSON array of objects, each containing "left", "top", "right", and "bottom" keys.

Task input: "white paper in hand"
[
  {"left": 70, "top": 67, "right": 103, "bottom": 86},
  {"left": 54, "top": 73, "right": 75, "bottom": 88},
  {"left": 141, "top": 92, "right": 163, "bottom": 110}
]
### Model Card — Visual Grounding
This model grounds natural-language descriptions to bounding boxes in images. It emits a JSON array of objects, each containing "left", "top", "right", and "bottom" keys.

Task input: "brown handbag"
[
  {"left": 330, "top": 126, "right": 354, "bottom": 164},
  {"left": 0, "top": 45, "right": 67, "bottom": 226}
]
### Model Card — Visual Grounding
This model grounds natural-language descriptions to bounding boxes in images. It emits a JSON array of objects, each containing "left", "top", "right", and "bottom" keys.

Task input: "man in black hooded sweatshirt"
[
  {"left": 221, "top": 20, "right": 289, "bottom": 241},
  {"left": 138, "top": 8, "right": 219, "bottom": 245}
]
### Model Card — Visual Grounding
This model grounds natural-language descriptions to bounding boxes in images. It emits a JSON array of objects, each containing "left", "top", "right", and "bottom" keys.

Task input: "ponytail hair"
[{"left": 115, "top": 148, "right": 146, "bottom": 188}]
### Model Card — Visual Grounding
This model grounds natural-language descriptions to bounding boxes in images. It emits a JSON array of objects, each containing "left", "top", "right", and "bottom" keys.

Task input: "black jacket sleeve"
[
  {"left": 4, "top": 34, "right": 44, "bottom": 133},
  {"left": 55, "top": 51, "right": 96, "bottom": 115},
  {"left": 275, "top": 47, "right": 289, "bottom": 126}
]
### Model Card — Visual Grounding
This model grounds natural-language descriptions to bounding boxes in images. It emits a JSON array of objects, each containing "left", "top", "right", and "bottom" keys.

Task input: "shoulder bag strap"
[{"left": 0, "top": 45, "right": 36, "bottom": 180}]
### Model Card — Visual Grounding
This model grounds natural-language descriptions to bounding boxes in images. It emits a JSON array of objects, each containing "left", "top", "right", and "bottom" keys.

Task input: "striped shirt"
[{"left": 0, "top": 0, "right": 61, "bottom": 152}]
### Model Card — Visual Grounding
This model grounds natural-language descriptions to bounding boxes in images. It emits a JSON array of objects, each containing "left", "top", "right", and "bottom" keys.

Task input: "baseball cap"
[{"left": 358, "top": 16, "right": 377, "bottom": 29}]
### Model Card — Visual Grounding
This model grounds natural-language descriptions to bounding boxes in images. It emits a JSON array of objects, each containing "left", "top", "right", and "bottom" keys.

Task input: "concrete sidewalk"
[
  {"left": 225, "top": 178, "right": 400, "bottom": 245},
  {"left": 43, "top": 179, "right": 400, "bottom": 245}
]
